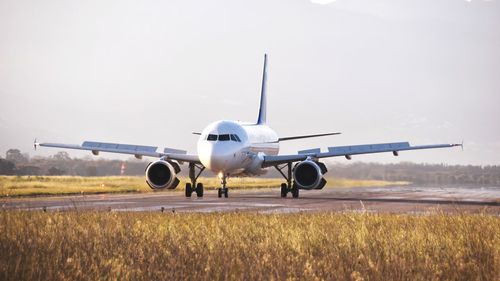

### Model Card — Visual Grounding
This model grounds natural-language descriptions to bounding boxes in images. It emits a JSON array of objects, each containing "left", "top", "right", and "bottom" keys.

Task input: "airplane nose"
[
  {"left": 208, "top": 153, "right": 227, "bottom": 172},
  {"left": 198, "top": 142, "right": 234, "bottom": 173}
]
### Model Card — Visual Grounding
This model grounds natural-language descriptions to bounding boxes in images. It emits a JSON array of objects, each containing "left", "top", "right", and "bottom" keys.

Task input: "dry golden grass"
[
  {"left": 0, "top": 211, "right": 498, "bottom": 280},
  {"left": 0, "top": 176, "right": 148, "bottom": 197},
  {"left": 0, "top": 176, "right": 408, "bottom": 197}
]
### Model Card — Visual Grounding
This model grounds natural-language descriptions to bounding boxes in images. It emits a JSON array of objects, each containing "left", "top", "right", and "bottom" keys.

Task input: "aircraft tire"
[
  {"left": 224, "top": 188, "right": 228, "bottom": 198},
  {"left": 280, "top": 183, "right": 288, "bottom": 198},
  {"left": 196, "top": 183, "right": 204, "bottom": 198},
  {"left": 291, "top": 184, "right": 299, "bottom": 198},
  {"left": 218, "top": 188, "right": 222, "bottom": 198},
  {"left": 185, "top": 183, "right": 192, "bottom": 198}
]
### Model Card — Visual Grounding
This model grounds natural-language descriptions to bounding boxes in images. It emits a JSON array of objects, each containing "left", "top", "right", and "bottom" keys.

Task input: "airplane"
[{"left": 34, "top": 54, "right": 462, "bottom": 198}]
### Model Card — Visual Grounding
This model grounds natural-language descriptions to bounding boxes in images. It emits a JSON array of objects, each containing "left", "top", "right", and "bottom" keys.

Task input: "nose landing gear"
[
  {"left": 217, "top": 174, "right": 229, "bottom": 198},
  {"left": 217, "top": 188, "right": 228, "bottom": 198}
]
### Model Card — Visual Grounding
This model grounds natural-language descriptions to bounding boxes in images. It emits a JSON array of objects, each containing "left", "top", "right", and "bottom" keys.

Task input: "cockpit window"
[{"left": 206, "top": 134, "right": 241, "bottom": 142}]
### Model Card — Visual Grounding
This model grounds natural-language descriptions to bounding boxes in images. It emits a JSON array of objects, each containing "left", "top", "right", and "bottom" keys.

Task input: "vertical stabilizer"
[{"left": 256, "top": 54, "right": 268, "bottom": 125}]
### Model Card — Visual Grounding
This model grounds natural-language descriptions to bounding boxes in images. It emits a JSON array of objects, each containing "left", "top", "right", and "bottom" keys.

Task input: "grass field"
[
  {"left": 0, "top": 176, "right": 409, "bottom": 197},
  {"left": 0, "top": 211, "right": 498, "bottom": 280}
]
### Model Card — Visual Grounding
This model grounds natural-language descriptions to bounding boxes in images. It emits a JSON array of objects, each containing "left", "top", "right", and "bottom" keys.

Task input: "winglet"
[
  {"left": 451, "top": 141, "right": 464, "bottom": 151},
  {"left": 256, "top": 54, "right": 268, "bottom": 125}
]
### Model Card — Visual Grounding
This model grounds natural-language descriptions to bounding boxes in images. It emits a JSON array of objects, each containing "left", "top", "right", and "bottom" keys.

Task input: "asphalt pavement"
[{"left": 3, "top": 185, "right": 500, "bottom": 214}]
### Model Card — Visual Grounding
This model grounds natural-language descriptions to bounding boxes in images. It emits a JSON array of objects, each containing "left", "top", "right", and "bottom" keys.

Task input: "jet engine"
[
  {"left": 293, "top": 160, "right": 327, "bottom": 190},
  {"left": 145, "top": 160, "right": 180, "bottom": 189}
]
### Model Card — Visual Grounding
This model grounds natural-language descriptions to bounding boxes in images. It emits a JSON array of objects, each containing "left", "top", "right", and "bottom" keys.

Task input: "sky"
[{"left": 0, "top": 0, "right": 499, "bottom": 165}]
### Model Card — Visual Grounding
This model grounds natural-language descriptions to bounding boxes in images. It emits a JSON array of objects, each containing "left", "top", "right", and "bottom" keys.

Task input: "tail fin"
[{"left": 256, "top": 54, "right": 268, "bottom": 125}]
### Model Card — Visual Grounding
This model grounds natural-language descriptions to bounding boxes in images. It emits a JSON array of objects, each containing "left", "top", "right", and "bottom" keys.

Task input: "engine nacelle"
[
  {"left": 293, "top": 160, "right": 327, "bottom": 190},
  {"left": 145, "top": 160, "right": 180, "bottom": 190}
]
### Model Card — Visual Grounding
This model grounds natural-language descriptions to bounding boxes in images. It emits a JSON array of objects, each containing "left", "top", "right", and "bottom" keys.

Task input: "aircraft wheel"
[
  {"left": 224, "top": 188, "right": 229, "bottom": 198},
  {"left": 185, "top": 183, "right": 192, "bottom": 197},
  {"left": 196, "top": 183, "right": 204, "bottom": 198},
  {"left": 218, "top": 188, "right": 222, "bottom": 198},
  {"left": 291, "top": 184, "right": 299, "bottom": 198},
  {"left": 280, "top": 183, "right": 288, "bottom": 198}
]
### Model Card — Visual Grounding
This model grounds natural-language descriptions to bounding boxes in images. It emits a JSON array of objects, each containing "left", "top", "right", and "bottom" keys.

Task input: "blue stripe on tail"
[{"left": 257, "top": 54, "right": 268, "bottom": 125}]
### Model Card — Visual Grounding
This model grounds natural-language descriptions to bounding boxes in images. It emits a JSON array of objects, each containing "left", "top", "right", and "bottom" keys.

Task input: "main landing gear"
[
  {"left": 218, "top": 174, "right": 229, "bottom": 198},
  {"left": 185, "top": 162, "right": 205, "bottom": 198},
  {"left": 275, "top": 162, "right": 299, "bottom": 198}
]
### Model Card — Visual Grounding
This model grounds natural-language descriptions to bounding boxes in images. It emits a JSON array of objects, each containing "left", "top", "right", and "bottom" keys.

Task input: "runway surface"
[{"left": 2, "top": 185, "right": 500, "bottom": 214}]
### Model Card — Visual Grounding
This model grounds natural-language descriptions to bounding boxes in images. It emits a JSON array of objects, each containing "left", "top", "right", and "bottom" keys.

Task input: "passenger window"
[
  {"left": 219, "top": 134, "right": 230, "bottom": 141},
  {"left": 207, "top": 134, "right": 217, "bottom": 141}
]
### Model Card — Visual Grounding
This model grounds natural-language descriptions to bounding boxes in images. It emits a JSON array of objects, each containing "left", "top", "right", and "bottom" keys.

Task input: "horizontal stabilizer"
[{"left": 279, "top": 132, "right": 341, "bottom": 142}]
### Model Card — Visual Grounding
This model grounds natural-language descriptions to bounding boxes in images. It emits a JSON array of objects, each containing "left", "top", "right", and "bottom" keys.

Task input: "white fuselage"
[{"left": 197, "top": 120, "right": 279, "bottom": 176}]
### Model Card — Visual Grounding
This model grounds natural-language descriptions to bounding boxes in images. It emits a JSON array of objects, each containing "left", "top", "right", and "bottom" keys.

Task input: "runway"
[{"left": 2, "top": 185, "right": 500, "bottom": 214}]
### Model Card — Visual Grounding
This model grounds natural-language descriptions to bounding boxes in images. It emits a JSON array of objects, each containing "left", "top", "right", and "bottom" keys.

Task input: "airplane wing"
[
  {"left": 36, "top": 141, "right": 201, "bottom": 164},
  {"left": 262, "top": 141, "right": 462, "bottom": 167}
]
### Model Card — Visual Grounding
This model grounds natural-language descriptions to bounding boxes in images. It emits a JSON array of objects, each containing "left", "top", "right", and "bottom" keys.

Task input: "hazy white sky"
[{"left": 1, "top": 0, "right": 499, "bottom": 165}]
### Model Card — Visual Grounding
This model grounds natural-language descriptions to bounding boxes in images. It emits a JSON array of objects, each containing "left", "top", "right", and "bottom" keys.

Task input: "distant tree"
[
  {"left": 48, "top": 167, "right": 65, "bottom": 175},
  {"left": 53, "top": 151, "right": 71, "bottom": 161},
  {"left": 0, "top": 158, "right": 16, "bottom": 175},
  {"left": 86, "top": 166, "right": 98, "bottom": 176},
  {"left": 6, "top": 149, "right": 28, "bottom": 164},
  {"left": 17, "top": 166, "right": 40, "bottom": 175}
]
